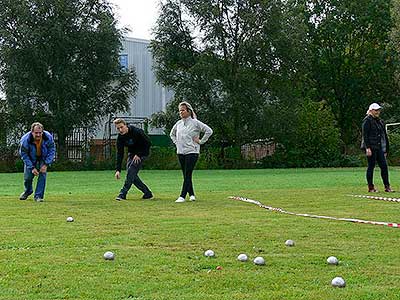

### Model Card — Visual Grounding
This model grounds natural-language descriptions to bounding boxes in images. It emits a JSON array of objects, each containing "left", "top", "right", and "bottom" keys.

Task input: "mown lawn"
[{"left": 0, "top": 168, "right": 400, "bottom": 300}]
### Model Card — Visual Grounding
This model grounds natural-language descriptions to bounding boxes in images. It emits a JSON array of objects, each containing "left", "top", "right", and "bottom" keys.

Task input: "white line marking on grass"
[{"left": 229, "top": 196, "right": 400, "bottom": 228}]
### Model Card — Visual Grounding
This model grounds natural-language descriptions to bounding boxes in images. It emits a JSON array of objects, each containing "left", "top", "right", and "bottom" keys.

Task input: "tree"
[
  {"left": 151, "top": 0, "right": 309, "bottom": 149},
  {"left": 0, "top": 97, "right": 8, "bottom": 146},
  {"left": 388, "top": 0, "right": 400, "bottom": 121},
  {"left": 305, "top": 0, "right": 399, "bottom": 152},
  {"left": 0, "top": 0, "right": 137, "bottom": 160}
]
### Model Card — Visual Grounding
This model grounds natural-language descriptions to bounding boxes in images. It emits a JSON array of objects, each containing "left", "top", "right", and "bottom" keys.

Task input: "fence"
[
  {"left": 53, "top": 127, "right": 94, "bottom": 161},
  {"left": 241, "top": 139, "right": 275, "bottom": 161},
  {"left": 100, "top": 116, "right": 148, "bottom": 160}
]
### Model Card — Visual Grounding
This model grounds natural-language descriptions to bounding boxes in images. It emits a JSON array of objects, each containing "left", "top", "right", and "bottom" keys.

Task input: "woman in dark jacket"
[{"left": 361, "top": 103, "right": 393, "bottom": 192}]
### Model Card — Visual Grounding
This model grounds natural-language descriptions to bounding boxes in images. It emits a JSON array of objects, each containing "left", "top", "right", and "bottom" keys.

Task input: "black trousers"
[
  {"left": 120, "top": 156, "right": 151, "bottom": 196},
  {"left": 366, "top": 148, "right": 389, "bottom": 186},
  {"left": 178, "top": 153, "right": 199, "bottom": 198}
]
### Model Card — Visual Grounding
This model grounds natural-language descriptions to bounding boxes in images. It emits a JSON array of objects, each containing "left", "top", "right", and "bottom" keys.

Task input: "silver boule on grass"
[
  {"left": 103, "top": 251, "right": 115, "bottom": 261},
  {"left": 327, "top": 256, "right": 339, "bottom": 265},
  {"left": 285, "top": 239, "right": 295, "bottom": 247},
  {"left": 331, "top": 276, "right": 346, "bottom": 288},
  {"left": 66, "top": 216, "right": 74, "bottom": 222},
  {"left": 237, "top": 253, "right": 248, "bottom": 262},
  {"left": 204, "top": 249, "right": 215, "bottom": 257},
  {"left": 253, "top": 256, "right": 265, "bottom": 265}
]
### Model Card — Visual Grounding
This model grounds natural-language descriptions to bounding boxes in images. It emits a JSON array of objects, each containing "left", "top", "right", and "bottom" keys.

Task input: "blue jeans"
[
  {"left": 366, "top": 148, "right": 389, "bottom": 186},
  {"left": 119, "top": 156, "right": 151, "bottom": 197},
  {"left": 24, "top": 161, "right": 47, "bottom": 199}
]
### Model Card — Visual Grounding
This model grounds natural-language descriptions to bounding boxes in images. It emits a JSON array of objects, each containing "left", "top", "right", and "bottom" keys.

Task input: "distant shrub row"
[{"left": 0, "top": 144, "right": 378, "bottom": 173}]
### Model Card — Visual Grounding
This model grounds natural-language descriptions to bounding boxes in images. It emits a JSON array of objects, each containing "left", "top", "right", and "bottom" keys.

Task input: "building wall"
[
  {"left": 121, "top": 37, "right": 173, "bottom": 119},
  {"left": 95, "top": 37, "right": 174, "bottom": 139}
]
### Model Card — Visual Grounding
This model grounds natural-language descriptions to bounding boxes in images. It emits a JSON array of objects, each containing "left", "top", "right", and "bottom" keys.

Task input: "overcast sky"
[{"left": 109, "top": 0, "right": 160, "bottom": 40}]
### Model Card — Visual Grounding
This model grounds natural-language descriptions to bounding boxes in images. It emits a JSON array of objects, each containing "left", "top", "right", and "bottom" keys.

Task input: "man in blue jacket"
[{"left": 19, "top": 122, "right": 56, "bottom": 202}]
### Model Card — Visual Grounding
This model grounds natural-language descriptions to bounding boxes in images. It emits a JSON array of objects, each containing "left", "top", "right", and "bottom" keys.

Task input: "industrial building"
[{"left": 87, "top": 37, "right": 175, "bottom": 161}]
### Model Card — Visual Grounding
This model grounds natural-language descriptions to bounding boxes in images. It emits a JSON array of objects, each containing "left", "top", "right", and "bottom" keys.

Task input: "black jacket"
[
  {"left": 115, "top": 125, "right": 151, "bottom": 171},
  {"left": 361, "top": 115, "right": 389, "bottom": 153}
]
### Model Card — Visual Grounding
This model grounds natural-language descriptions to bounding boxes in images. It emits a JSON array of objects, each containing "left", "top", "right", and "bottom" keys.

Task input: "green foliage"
[
  {"left": 305, "top": 0, "right": 399, "bottom": 150},
  {"left": 0, "top": 0, "right": 137, "bottom": 159},
  {"left": 150, "top": 98, "right": 181, "bottom": 136},
  {"left": 263, "top": 100, "right": 343, "bottom": 167},
  {"left": 151, "top": 0, "right": 400, "bottom": 159},
  {"left": 0, "top": 98, "right": 8, "bottom": 145},
  {"left": 387, "top": 130, "right": 400, "bottom": 165},
  {"left": 50, "top": 158, "right": 115, "bottom": 172},
  {"left": 144, "top": 146, "right": 254, "bottom": 170},
  {"left": 0, "top": 145, "right": 19, "bottom": 172},
  {"left": 151, "top": 0, "right": 308, "bottom": 146},
  {"left": 145, "top": 146, "right": 180, "bottom": 170}
]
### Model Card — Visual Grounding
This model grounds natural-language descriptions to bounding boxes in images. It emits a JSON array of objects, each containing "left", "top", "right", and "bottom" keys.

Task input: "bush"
[
  {"left": 387, "top": 131, "right": 400, "bottom": 166},
  {"left": 262, "top": 100, "right": 344, "bottom": 168},
  {"left": 144, "top": 146, "right": 179, "bottom": 170},
  {"left": 0, "top": 144, "right": 20, "bottom": 172},
  {"left": 145, "top": 145, "right": 254, "bottom": 170}
]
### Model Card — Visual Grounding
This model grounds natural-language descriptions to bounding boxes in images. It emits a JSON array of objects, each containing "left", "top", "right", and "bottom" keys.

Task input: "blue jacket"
[{"left": 19, "top": 130, "right": 56, "bottom": 168}]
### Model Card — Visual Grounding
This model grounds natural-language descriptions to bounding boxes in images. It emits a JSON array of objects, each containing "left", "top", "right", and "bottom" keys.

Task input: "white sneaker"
[
  {"left": 189, "top": 195, "right": 196, "bottom": 201},
  {"left": 175, "top": 197, "right": 185, "bottom": 203}
]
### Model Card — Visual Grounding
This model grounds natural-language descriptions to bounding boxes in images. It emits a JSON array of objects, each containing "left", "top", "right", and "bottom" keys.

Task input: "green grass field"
[{"left": 1, "top": 168, "right": 400, "bottom": 300}]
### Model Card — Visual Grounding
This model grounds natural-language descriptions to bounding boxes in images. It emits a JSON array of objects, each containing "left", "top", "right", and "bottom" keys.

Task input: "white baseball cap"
[{"left": 368, "top": 103, "right": 382, "bottom": 110}]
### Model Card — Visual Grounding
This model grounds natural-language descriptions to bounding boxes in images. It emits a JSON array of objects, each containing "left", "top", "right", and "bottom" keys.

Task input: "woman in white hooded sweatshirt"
[{"left": 170, "top": 102, "right": 213, "bottom": 203}]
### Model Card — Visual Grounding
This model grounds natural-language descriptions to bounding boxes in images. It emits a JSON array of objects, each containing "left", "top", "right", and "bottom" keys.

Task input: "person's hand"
[
  {"left": 133, "top": 155, "right": 141, "bottom": 164},
  {"left": 32, "top": 168, "right": 39, "bottom": 176},
  {"left": 115, "top": 171, "right": 121, "bottom": 180},
  {"left": 193, "top": 136, "right": 200, "bottom": 144},
  {"left": 366, "top": 148, "right": 372, "bottom": 157},
  {"left": 40, "top": 164, "right": 47, "bottom": 173},
  {"left": 385, "top": 152, "right": 388, "bottom": 158}
]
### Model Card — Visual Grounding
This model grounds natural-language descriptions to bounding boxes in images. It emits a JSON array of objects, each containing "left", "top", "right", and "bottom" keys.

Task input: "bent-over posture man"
[
  {"left": 19, "top": 122, "right": 56, "bottom": 202},
  {"left": 114, "top": 118, "right": 153, "bottom": 201}
]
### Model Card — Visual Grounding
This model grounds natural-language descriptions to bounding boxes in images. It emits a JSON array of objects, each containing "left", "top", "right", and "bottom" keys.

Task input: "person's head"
[
  {"left": 30, "top": 122, "right": 44, "bottom": 141},
  {"left": 178, "top": 101, "right": 196, "bottom": 119},
  {"left": 113, "top": 118, "right": 129, "bottom": 135},
  {"left": 367, "top": 103, "right": 382, "bottom": 118}
]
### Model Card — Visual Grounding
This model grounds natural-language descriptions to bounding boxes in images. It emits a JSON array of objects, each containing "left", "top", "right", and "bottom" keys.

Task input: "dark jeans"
[
  {"left": 119, "top": 156, "right": 151, "bottom": 197},
  {"left": 366, "top": 148, "right": 389, "bottom": 186},
  {"left": 178, "top": 153, "right": 199, "bottom": 198},
  {"left": 23, "top": 160, "right": 47, "bottom": 199}
]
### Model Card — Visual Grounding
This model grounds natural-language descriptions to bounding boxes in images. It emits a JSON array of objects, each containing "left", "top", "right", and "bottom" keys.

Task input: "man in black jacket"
[
  {"left": 361, "top": 103, "right": 393, "bottom": 193},
  {"left": 113, "top": 118, "right": 153, "bottom": 200}
]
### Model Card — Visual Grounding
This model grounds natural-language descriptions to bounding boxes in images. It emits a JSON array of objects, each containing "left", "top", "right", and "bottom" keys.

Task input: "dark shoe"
[
  {"left": 385, "top": 185, "right": 395, "bottom": 192},
  {"left": 19, "top": 192, "right": 31, "bottom": 200},
  {"left": 115, "top": 194, "right": 126, "bottom": 201},
  {"left": 368, "top": 185, "right": 378, "bottom": 193},
  {"left": 142, "top": 192, "right": 153, "bottom": 200}
]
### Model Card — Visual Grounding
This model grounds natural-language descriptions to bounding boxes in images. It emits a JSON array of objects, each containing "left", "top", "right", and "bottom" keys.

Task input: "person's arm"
[
  {"left": 115, "top": 136, "right": 124, "bottom": 172},
  {"left": 170, "top": 123, "right": 178, "bottom": 144},
  {"left": 195, "top": 120, "right": 213, "bottom": 144},
  {"left": 44, "top": 133, "right": 56, "bottom": 166},
  {"left": 362, "top": 118, "right": 372, "bottom": 156},
  {"left": 19, "top": 135, "right": 34, "bottom": 169}
]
